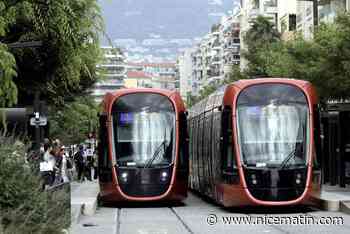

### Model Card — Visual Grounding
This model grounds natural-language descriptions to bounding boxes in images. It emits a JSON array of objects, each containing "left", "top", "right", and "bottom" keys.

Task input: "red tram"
[
  {"left": 98, "top": 88, "right": 189, "bottom": 202},
  {"left": 188, "top": 79, "right": 322, "bottom": 207}
]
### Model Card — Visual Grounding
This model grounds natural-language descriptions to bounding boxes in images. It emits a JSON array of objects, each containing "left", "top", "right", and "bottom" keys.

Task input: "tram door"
[
  {"left": 98, "top": 114, "right": 112, "bottom": 183},
  {"left": 321, "top": 105, "right": 350, "bottom": 187},
  {"left": 339, "top": 111, "right": 350, "bottom": 186}
]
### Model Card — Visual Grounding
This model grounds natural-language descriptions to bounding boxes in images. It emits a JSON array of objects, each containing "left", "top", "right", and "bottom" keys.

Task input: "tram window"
[
  {"left": 179, "top": 111, "right": 189, "bottom": 170},
  {"left": 222, "top": 106, "right": 237, "bottom": 174},
  {"left": 112, "top": 93, "right": 176, "bottom": 167},
  {"left": 98, "top": 114, "right": 112, "bottom": 182},
  {"left": 313, "top": 105, "right": 322, "bottom": 169}
]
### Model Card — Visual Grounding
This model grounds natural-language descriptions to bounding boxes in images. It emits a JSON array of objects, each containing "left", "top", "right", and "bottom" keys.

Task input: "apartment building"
[
  {"left": 126, "top": 62, "right": 177, "bottom": 90},
  {"left": 296, "top": 0, "right": 349, "bottom": 40},
  {"left": 177, "top": 12, "right": 241, "bottom": 98},
  {"left": 92, "top": 47, "right": 127, "bottom": 103},
  {"left": 178, "top": 48, "right": 195, "bottom": 102}
]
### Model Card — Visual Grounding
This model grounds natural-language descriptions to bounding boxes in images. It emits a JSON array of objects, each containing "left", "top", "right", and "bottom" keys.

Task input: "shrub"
[{"left": 0, "top": 136, "right": 70, "bottom": 234}]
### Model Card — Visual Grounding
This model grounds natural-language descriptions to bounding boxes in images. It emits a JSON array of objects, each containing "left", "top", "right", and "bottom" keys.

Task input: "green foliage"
[
  {"left": 242, "top": 15, "right": 281, "bottom": 77},
  {"left": 234, "top": 12, "right": 350, "bottom": 101},
  {"left": 189, "top": 65, "right": 248, "bottom": 107},
  {"left": 0, "top": 136, "right": 70, "bottom": 233},
  {"left": 225, "top": 65, "right": 249, "bottom": 83},
  {"left": 0, "top": 44, "right": 17, "bottom": 107},
  {"left": 49, "top": 96, "right": 99, "bottom": 144},
  {"left": 0, "top": 0, "right": 104, "bottom": 105}
]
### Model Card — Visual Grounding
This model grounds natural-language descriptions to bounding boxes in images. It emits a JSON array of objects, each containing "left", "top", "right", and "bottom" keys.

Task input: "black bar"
[{"left": 313, "top": 0, "right": 319, "bottom": 26}]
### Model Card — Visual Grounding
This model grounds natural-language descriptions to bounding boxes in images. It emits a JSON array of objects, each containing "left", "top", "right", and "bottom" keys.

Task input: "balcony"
[
  {"left": 264, "top": 0, "right": 278, "bottom": 13},
  {"left": 207, "top": 75, "right": 223, "bottom": 86},
  {"left": 211, "top": 56, "right": 222, "bottom": 65},
  {"left": 249, "top": 9, "right": 259, "bottom": 19}
]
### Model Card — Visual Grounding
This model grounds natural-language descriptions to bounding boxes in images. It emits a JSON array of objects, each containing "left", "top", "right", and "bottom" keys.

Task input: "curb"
[
  {"left": 340, "top": 201, "right": 350, "bottom": 215},
  {"left": 313, "top": 194, "right": 350, "bottom": 214},
  {"left": 71, "top": 204, "right": 83, "bottom": 224},
  {"left": 81, "top": 197, "right": 98, "bottom": 216}
]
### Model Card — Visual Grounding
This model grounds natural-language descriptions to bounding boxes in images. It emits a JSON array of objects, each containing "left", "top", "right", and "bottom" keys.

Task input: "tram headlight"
[
  {"left": 296, "top": 173, "right": 301, "bottom": 185},
  {"left": 160, "top": 171, "right": 168, "bottom": 182},
  {"left": 121, "top": 172, "right": 128, "bottom": 182},
  {"left": 251, "top": 174, "right": 257, "bottom": 185}
]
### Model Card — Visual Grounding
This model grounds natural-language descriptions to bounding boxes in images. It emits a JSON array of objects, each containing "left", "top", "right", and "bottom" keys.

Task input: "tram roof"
[
  {"left": 188, "top": 78, "right": 312, "bottom": 118},
  {"left": 107, "top": 88, "right": 177, "bottom": 98},
  {"left": 233, "top": 78, "right": 311, "bottom": 89}
]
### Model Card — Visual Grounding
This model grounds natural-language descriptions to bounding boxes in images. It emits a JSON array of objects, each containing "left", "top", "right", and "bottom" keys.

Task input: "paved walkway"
[
  {"left": 70, "top": 180, "right": 99, "bottom": 224},
  {"left": 318, "top": 185, "right": 350, "bottom": 213},
  {"left": 71, "top": 191, "right": 350, "bottom": 234}
]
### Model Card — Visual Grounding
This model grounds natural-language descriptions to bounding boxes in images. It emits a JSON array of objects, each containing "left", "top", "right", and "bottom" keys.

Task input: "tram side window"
[
  {"left": 98, "top": 114, "right": 112, "bottom": 182},
  {"left": 313, "top": 105, "right": 322, "bottom": 169},
  {"left": 179, "top": 111, "right": 189, "bottom": 170},
  {"left": 221, "top": 106, "right": 237, "bottom": 174}
]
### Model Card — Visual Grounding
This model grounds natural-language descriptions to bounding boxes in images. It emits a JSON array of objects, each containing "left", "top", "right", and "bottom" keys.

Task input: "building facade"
[
  {"left": 124, "top": 71, "right": 152, "bottom": 88},
  {"left": 92, "top": 47, "right": 127, "bottom": 103},
  {"left": 178, "top": 11, "right": 241, "bottom": 100},
  {"left": 178, "top": 49, "right": 194, "bottom": 101},
  {"left": 296, "top": 0, "right": 349, "bottom": 40},
  {"left": 126, "top": 62, "right": 177, "bottom": 90}
]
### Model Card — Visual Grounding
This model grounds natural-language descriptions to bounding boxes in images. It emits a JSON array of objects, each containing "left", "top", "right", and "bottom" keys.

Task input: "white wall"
[{"left": 179, "top": 49, "right": 193, "bottom": 101}]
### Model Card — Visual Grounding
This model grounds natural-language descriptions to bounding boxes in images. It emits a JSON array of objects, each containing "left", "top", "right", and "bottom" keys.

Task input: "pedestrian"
[
  {"left": 93, "top": 151, "right": 98, "bottom": 180},
  {"left": 66, "top": 146, "right": 74, "bottom": 181},
  {"left": 59, "top": 146, "right": 70, "bottom": 183},
  {"left": 42, "top": 141, "right": 55, "bottom": 187},
  {"left": 85, "top": 152, "right": 92, "bottom": 181},
  {"left": 54, "top": 146, "right": 64, "bottom": 184},
  {"left": 74, "top": 145, "right": 86, "bottom": 182}
]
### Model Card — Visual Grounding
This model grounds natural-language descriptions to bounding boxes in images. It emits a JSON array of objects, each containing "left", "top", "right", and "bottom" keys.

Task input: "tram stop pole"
[{"left": 33, "top": 92, "right": 41, "bottom": 152}]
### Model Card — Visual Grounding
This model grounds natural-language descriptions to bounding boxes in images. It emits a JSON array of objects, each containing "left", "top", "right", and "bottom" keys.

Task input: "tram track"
[
  {"left": 170, "top": 207, "right": 195, "bottom": 234},
  {"left": 114, "top": 206, "right": 195, "bottom": 234},
  {"left": 116, "top": 208, "right": 121, "bottom": 234}
]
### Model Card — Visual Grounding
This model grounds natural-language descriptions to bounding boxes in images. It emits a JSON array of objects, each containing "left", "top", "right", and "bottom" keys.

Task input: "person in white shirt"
[
  {"left": 43, "top": 142, "right": 55, "bottom": 186},
  {"left": 59, "top": 146, "right": 69, "bottom": 183}
]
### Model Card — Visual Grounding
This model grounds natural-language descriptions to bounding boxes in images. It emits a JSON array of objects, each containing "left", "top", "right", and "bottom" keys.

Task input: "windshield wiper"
[
  {"left": 279, "top": 124, "right": 306, "bottom": 169},
  {"left": 144, "top": 139, "right": 167, "bottom": 169},
  {"left": 279, "top": 149, "right": 297, "bottom": 169},
  {"left": 144, "top": 128, "right": 169, "bottom": 169}
]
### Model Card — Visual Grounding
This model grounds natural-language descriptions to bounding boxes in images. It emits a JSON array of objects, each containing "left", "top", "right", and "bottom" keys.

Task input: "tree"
[
  {"left": 225, "top": 64, "right": 249, "bottom": 83},
  {"left": 261, "top": 13, "right": 350, "bottom": 101},
  {"left": 242, "top": 15, "right": 281, "bottom": 77},
  {"left": 0, "top": 1, "right": 17, "bottom": 107},
  {"left": 233, "top": 12, "right": 350, "bottom": 101},
  {"left": 0, "top": 44, "right": 17, "bottom": 107},
  {"left": 49, "top": 96, "right": 100, "bottom": 144},
  {"left": 0, "top": 0, "right": 104, "bottom": 106}
]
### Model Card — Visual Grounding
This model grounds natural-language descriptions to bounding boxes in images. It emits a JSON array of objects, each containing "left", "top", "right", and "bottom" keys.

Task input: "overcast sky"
[{"left": 98, "top": 0, "right": 238, "bottom": 43}]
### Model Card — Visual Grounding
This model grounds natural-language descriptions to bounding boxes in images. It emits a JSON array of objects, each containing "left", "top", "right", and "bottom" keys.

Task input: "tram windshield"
[
  {"left": 236, "top": 84, "right": 309, "bottom": 168},
  {"left": 112, "top": 93, "right": 175, "bottom": 167}
]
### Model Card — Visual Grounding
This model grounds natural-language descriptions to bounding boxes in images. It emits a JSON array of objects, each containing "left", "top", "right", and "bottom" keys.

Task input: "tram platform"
[
  {"left": 71, "top": 180, "right": 99, "bottom": 224},
  {"left": 315, "top": 184, "right": 350, "bottom": 214}
]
